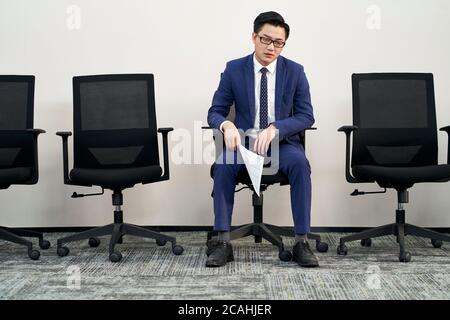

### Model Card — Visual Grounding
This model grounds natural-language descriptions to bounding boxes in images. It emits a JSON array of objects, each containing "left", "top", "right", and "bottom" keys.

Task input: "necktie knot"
[{"left": 260, "top": 67, "right": 269, "bottom": 75}]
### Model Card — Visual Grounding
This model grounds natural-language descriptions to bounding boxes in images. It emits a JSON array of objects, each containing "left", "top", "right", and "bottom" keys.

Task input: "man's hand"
[
  {"left": 254, "top": 124, "right": 277, "bottom": 155},
  {"left": 223, "top": 122, "right": 241, "bottom": 151}
]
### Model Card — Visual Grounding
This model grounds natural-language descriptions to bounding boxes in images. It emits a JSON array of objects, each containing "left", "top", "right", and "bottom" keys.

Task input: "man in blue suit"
[{"left": 206, "top": 11, "right": 318, "bottom": 268}]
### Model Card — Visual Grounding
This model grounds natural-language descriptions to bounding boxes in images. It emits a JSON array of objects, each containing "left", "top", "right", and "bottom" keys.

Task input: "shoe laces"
[
  {"left": 300, "top": 240, "right": 314, "bottom": 255},
  {"left": 210, "top": 240, "right": 228, "bottom": 253}
]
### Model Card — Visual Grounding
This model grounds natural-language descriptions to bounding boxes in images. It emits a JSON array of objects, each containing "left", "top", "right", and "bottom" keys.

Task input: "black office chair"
[
  {"left": 338, "top": 73, "right": 450, "bottom": 262},
  {"left": 0, "top": 75, "right": 50, "bottom": 260},
  {"left": 204, "top": 111, "right": 328, "bottom": 262},
  {"left": 56, "top": 74, "right": 183, "bottom": 262}
]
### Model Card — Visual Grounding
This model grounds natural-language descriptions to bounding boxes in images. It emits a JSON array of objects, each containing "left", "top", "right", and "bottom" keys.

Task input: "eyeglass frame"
[{"left": 256, "top": 34, "right": 286, "bottom": 48}]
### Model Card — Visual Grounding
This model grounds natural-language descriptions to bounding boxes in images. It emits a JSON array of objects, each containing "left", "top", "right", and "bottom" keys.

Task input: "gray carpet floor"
[{"left": 1, "top": 231, "right": 449, "bottom": 300}]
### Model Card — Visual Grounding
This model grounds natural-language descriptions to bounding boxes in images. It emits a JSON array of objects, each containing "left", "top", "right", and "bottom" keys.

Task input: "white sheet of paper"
[{"left": 238, "top": 145, "right": 264, "bottom": 196}]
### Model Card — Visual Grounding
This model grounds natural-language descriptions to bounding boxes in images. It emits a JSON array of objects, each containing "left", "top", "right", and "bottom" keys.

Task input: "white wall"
[{"left": 1, "top": 0, "right": 450, "bottom": 228}]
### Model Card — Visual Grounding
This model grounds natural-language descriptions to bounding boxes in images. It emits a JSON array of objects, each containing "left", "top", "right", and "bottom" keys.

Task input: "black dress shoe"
[
  {"left": 292, "top": 240, "right": 319, "bottom": 268},
  {"left": 205, "top": 239, "right": 219, "bottom": 256},
  {"left": 205, "top": 240, "right": 234, "bottom": 267}
]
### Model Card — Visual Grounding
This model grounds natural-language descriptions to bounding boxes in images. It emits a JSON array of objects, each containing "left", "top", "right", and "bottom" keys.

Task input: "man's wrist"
[
  {"left": 222, "top": 121, "right": 236, "bottom": 132},
  {"left": 268, "top": 123, "right": 277, "bottom": 132},
  {"left": 219, "top": 120, "right": 232, "bottom": 133}
]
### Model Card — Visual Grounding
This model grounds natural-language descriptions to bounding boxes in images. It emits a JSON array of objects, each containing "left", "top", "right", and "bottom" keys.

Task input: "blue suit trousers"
[{"left": 212, "top": 143, "right": 311, "bottom": 234}]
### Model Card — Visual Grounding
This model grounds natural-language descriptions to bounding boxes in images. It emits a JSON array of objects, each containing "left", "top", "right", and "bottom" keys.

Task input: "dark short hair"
[{"left": 254, "top": 11, "right": 290, "bottom": 40}]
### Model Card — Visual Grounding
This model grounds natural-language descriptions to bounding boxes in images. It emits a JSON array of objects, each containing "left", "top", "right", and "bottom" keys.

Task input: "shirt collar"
[{"left": 253, "top": 53, "right": 277, "bottom": 75}]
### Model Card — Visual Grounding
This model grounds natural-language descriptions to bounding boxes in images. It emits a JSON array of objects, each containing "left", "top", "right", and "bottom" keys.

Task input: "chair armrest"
[
  {"left": 56, "top": 131, "right": 72, "bottom": 137},
  {"left": 202, "top": 126, "right": 223, "bottom": 138},
  {"left": 157, "top": 127, "right": 174, "bottom": 181},
  {"left": 26, "top": 128, "right": 46, "bottom": 136},
  {"left": 202, "top": 126, "right": 318, "bottom": 151},
  {"left": 440, "top": 126, "right": 450, "bottom": 164},
  {"left": 337, "top": 125, "right": 362, "bottom": 183},
  {"left": 203, "top": 125, "right": 235, "bottom": 161},
  {"left": 299, "top": 127, "right": 317, "bottom": 151},
  {"left": 338, "top": 125, "right": 358, "bottom": 133},
  {"left": 0, "top": 129, "right": 46, "bottom": 136},
  {"left": 25, "top": 129, "right": 46, "bottom": 184},
  {"left": 157, "top": 128, "right": 174, "bottom": 134},
  {"left": 56, "top": 131, "right": 73, "bottom": 185},
  {"left": 26, "top": 129, "right": 45, "bottom": 161}
]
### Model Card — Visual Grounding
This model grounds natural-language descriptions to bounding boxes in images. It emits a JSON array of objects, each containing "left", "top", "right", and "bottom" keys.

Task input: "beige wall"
[{"left": 1, "top": 0, "right": 450, "bottom": 228}]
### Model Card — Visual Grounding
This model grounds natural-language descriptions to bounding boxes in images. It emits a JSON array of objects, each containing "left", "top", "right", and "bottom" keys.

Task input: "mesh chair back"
[
  {"left": 0, "top": 75, "right": 35, "bottom": 169},
  {"left": 351, "top": 73, "right": 437, "bottom": 167},
  {"left": 73, "top": 74, "right": 160, "bottom": 169}
]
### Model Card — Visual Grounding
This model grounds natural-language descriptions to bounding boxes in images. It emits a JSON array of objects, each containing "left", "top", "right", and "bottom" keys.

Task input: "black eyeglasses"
[{"left": 257, "top": 35, "right": 286, "bottom": 48}]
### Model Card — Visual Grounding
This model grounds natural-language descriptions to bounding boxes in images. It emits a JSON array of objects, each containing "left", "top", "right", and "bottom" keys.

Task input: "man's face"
[{"left": 252, "top": 23, "right": 286, "bottom": 66}]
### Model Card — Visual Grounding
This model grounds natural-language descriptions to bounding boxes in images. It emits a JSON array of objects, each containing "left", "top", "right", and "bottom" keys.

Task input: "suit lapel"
[
  {"left": 275, "top": 56, "right": 286, "bottom": 121},
  {"left": 244, "top": 54, "right": 255, "bottom": 126}
]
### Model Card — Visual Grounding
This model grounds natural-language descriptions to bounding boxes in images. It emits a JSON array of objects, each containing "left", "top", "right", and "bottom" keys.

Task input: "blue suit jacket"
[{"left": 207, "top": 54, "right": 314, "bottom": 147}]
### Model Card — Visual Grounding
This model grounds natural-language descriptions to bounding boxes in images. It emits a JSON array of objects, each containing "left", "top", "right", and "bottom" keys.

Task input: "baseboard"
[{"left": 9, "top": 225, "right": 450, "bottom": 234}]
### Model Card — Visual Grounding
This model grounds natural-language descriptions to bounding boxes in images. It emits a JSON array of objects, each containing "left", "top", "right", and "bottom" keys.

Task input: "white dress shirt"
[{"left": 220, "top": 54, "right": 277, "bottom": 132}]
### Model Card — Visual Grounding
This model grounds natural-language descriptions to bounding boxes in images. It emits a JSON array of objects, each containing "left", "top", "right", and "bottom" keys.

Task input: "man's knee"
[
  {"left": 284, "top": 153, "right": 310, "bottom": 176},
  {"left": 213, "top": 163, "right": 243, "bottom": 179}
]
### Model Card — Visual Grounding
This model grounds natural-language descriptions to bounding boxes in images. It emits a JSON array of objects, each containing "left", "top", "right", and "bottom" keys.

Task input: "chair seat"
[
  {"left": 237, "top": 170, "right": 289, "bottom": 186},
  {"left": 209, "top": 163, "right": 289, "bottom": 186},
  {"left": 70, "top": 165, "right": 163, "bottom": 189},
  {"left": 353, "top": 164, "right": 450, "bottom": 186},
  {"left": 0, "top": 167, "right": 32, "bottom": 188}
]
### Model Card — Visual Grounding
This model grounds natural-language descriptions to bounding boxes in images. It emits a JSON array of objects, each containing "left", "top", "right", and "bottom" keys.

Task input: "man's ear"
[{"left": 251, "top": 32, "right": 257, "bottom": 44}]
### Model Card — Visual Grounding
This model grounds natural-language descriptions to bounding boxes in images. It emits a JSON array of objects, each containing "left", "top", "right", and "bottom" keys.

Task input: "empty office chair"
[
  {"left": 204, "top": 108, "right": 328, "bottom": 262},
  {"left": 56, "top": 74, "right": 183, "bottom": 262},
  {"left": 338, "top": 73, "right": 450, "bottom": 262},
  {"left": 0, "top": 75, "right": 50, "bottom": 260}
]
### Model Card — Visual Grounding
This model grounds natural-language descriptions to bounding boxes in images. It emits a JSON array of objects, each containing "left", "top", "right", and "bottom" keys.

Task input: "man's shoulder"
[
  {"left": 224, "top": 54, "right": 252, "bottom": 70},
  {"left": 279, "top": 56, "right": 304, "bottom": 72}
]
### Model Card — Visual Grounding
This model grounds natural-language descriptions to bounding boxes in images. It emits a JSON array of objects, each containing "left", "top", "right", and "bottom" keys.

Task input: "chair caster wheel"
[
  {"left": 28, "top": 249, "right": 40, "bottom": 260},
  {"left": 279, "top": 250, "right": 292, "bottom": 262},
  {"left": 88, "top": 237, "right": 100, "bottom": 247},
  {"left": 172, "top": 245, "right": 184, "bottom": 255},
  {"left": 57, "top": 246, "right": 69, "bottom": 257},
  {"left": 337, "top": 244, "right": 348, "bottom": 255},
  {"left": 431, "top": 239, "right": 443, "bottom": 248},
  {"left": 399, "top": 251, "right": 411, "bottom": 262},
  {"left": 361, "top": 238, "right": 372, "bottom": 247},
  {"left": 316, "top": 241, "right": 329, "bottom": 253},
  {"left": 109, "top": 251, "right": 122, "bottom": 262},
  {"left": 39, "top": 239, "right": 51, "bottom": 250},
  {"left": 156, "top": 238, "right": 167, "bottom": 246}
]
